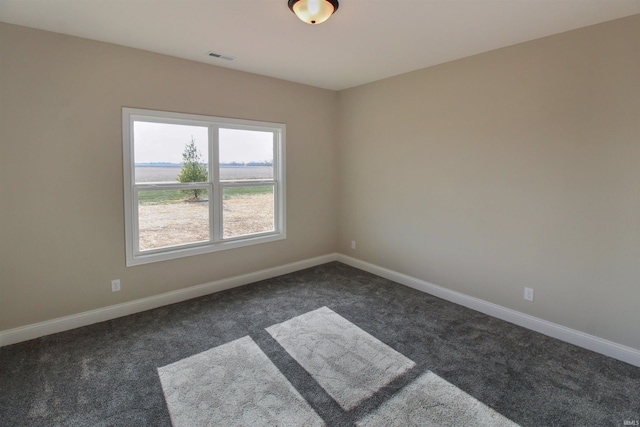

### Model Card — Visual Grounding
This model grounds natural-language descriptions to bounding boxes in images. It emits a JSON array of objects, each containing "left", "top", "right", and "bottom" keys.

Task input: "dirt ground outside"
[{"left": 138, "top": 194, "right": 274, "bottom": 251}]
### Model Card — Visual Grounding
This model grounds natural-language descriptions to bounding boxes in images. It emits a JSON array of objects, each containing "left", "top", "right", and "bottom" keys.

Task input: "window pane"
[
  {"left": 134, "top": 122, "right": 209, "bottom": 183},
  {"left": 223, "top": 186, "right": 274, "bottom": 239},
  {"left": 219, "top": 128, "right": 273, "bottom": 181},
  {"left": 138, "top": 188, "right": 209, "bottom": 251}
]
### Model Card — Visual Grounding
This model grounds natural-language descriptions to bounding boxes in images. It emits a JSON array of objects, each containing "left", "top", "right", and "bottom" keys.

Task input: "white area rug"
[
  {"left": 356, "top": 371, "right": 519, "bottom": 427},
  {"left": 157, "top": 336, "right": 325, "bottom": 427},
  {"left": 266, "top": 306, "right": 416, "bottom": 410}
]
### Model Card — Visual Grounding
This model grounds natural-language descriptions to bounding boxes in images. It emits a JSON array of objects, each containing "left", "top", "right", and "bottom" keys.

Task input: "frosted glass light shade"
[{"left": 288, "top": 0, "right": 339, "bottom": 25}]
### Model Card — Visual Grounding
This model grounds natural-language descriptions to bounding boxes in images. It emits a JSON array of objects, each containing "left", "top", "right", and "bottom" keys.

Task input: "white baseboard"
[
  {"left": 337, "top": 254, "right": 640, "bottom": 368},
  {"left": 0, "top": 253, "right": 339, "bottom": 347},
  {"left": 3, "top": 252, "right": 639, "bottom": 368}
]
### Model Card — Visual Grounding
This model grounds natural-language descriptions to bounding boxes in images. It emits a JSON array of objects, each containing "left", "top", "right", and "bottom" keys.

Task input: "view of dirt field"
[
  {"left": 135, "top": 166, "right": 275, "bottom": 251},
  {"left": 138, "top": 194, "right": 274, "bottom": 251}
]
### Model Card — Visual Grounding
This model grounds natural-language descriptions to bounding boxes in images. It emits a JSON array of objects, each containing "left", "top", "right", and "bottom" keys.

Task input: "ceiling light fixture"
[{"left": 288, "top": 0, "right": 339, "bottom": 25}]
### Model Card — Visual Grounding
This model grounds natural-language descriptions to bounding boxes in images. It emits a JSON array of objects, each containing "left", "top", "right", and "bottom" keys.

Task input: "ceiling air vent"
[{"left": 207, "top": 51, "right": 235, "bottom": 61}]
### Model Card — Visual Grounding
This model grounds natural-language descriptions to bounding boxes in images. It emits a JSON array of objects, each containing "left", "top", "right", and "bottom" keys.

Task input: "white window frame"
[{"left": 122, "top": 108, "right": 286, "bottom": 266}]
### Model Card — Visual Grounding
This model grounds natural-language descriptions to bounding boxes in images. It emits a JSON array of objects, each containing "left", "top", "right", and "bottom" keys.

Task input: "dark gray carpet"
[{"left": 1, "top": 262, "right": 639, "bottom": 426}]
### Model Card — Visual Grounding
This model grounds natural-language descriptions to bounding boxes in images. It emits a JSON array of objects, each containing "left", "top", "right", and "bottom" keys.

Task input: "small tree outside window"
[{"left": 177, "top": 137, "right": 208, "bottom": 200}]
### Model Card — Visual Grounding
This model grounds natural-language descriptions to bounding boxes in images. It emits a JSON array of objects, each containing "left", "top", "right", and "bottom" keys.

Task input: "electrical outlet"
[
  {"left": 524, "top": 287, "right": 534, "bottom": 302},
  {"left": 351, "top": 240, "right": 356, "bottom": 250},
  {"left": 111, "top": 279, "right": 121, "bottom": 292}
]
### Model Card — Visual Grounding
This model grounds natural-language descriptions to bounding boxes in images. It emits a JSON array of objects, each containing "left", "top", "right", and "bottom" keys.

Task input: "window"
[{"left": 122, "top": 108, "right": 285, "bottom": 266}]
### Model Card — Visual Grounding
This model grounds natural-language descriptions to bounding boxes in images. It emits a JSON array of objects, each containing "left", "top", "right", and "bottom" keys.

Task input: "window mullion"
[{"left": 211, "top": 124, "right": 221, "bottom": 243}]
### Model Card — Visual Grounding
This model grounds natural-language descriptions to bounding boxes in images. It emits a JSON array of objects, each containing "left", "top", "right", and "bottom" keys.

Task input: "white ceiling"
[{"left": 1, "top": 0, "right": 639, "bottom": 91}]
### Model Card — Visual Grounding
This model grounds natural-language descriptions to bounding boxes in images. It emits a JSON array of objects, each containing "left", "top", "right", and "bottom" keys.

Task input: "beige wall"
[
  {"left": 0, "top": 23, "right": 339, "bottom": 330},
  {"left": 2, "top": 16, "right": 639, "bottom": 352},
  {"left": 338, "top": 15, "right": 640, "bottom": 350}
]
